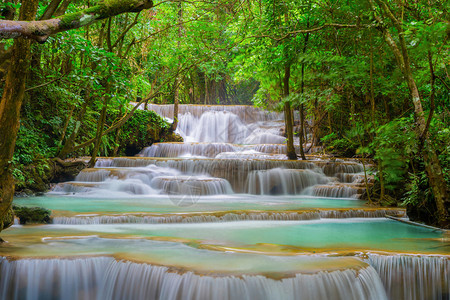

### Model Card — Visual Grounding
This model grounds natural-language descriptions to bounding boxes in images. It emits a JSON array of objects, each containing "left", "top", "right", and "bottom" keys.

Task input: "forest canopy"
[{"left": 0, "top": 0, "right": 448, "bottom": 229}]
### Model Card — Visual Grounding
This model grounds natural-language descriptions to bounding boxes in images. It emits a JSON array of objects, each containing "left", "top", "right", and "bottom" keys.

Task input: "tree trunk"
[
  {"left": 58, "top": 104, "right": 75, "bottom": 146},
  {"left": 406, "top": 75, "right": 448, "bottom": 226},
  {"left": 370, "top": 0, "right": 448, "bottom": 226},
  {"left": 283, "top": 63, "right": 297, "bottom": 160},
  {"left": 0, "top": 0, "right": 16, "bottom": 79},
  {"left": 54, "top": 0, "right": 72, "bottom": 17},
  {"left": 0, "top": 0, "right": 39, "bottom": 232},
  {"left": 112, "top": 128, "right": 122, "bottom": 157},
  {"left": 88, "top": 95, "right": 109, "bottom": 168},
  {"left": 298, "top": 55, "right": 307, "bottom": 160},
  {"left": 40, "top": 0, "right": 63, "bottom": 20},
  {"left": 171, "top": 1, "right": 183, "bottom": 132},
  {"left": 57, "top": 97, "right": 89, "bottom": 158}
]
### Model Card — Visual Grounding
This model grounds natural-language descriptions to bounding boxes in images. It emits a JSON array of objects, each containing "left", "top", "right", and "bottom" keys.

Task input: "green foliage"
[
  {"left": 14, "top": 123, "right": 55, "bottom": 165},
  {"left": 402, "top": 171, "right": 430, "bottom": 207},
  {"left": 371, "top": 117, "right": 417, "bottom": 190},
  {"left": 321, "top": 132, "right": 359, "bottom": 157}
]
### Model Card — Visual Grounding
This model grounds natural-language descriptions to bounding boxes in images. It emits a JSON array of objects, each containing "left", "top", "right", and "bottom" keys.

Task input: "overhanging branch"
[{"left": 0, "top": 0, "right": 153, "bottom": 43}]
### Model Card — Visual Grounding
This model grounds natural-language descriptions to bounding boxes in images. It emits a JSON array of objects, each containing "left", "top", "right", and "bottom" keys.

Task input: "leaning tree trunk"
[
  {"left": 0, "top": 0, "right": 39, "bottom": 232},
  {"left": 405, "top": 72, "right": 448, "bottom": 226},
  {"left": 369, "top": 0, "right": 448, "bottom": 226},
  {"left": 283, "top": 63, "right": 297, "bottom": 160}
]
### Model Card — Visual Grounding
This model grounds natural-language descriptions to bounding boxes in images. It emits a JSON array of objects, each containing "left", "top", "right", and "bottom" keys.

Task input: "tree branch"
[
  {"left": 25, "top": 71, "right": 70, "bottom": 92},
  {"left": 251, "top": 23, "right": 366, "bottom": 41},
  {"left": 112, "top": 12, "right": 140, "bottom": 49},
  {"left": 0, "top": 0, "right": 153, "bottom": 43},
  {"left": 71, "top": 58, "right": 202, "bottom": 153}
]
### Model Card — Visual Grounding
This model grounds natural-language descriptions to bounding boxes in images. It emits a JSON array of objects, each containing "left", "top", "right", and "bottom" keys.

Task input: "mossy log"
[{"left": 0, "top": 0, "right": 153, "bottom": 43}]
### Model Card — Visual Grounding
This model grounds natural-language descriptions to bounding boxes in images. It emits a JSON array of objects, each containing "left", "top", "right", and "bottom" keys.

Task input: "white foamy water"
[
  {"left": 50, "top": 104, "right": 367, "bottom": 198},
  {"left": 0, "top": 256, "right": 387, "bottom": 300}
]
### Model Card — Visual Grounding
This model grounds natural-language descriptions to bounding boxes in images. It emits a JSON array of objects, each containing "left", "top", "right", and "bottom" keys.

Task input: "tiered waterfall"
[{"left": 1, "top": 104, "right": 448, "bottom": 300}]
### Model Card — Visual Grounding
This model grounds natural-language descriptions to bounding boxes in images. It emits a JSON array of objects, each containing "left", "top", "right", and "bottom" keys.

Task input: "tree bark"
[
  {"left": 0, "top": 0, "right": 16, "bottom": 79},
  {"left": 58, "top": 104, "right": 75, "bottom": 146},
  {"left": 0, "top": 0, "right": 39, "bottom": 232},
  {"left": 54, "top": 0, "right": 72, "bottom": 17},
  {"left": 0, "top": 0, "right": 153, "bottom": 43},
  {"left": 40, "top": 0, "right": 63, "bottom": 20},
  {"left": 57, "top": 96, "right": 89, "bottom": 158},
  {"left": 171, "top": 1, "right": 183, "bottom": 132},
  {"left": 283, "top": 63, "right": 297, "bottom": 160},
  {"left": 88, "top": 95, "right": 109, "bottom": 168},
  {"left": 299, "top": 56, "right": 307, "bottom": 159}
]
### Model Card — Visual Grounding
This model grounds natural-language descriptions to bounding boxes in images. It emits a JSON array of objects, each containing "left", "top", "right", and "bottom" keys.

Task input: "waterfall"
[
  {"left": 245, "top": 169, "right": 329, "bottom": 195},
  {"left": 319, "top": 161, "right": 364, "bottom": 177},
  {"left": 5, "top": 104, "right": 448, "bottom": 300},
  {"left": 79, "top": 159, "right": 322, "bottom": 194},
  {"left": 49, "top": 102, "right": 369, "bottom": 198},
  {"left": 75, "top": 169, "right": 112, "bottom": 182},
  {"left": 243, "top": 128, "right": 287, "bottom": 144},
  {"left": 139, "top": 143, "right": 303, "bottom": 158},
  {"left": 366, "top": 254, "right": 449, "bottom": 300},
  {"left": 140, "top": 143, "right": 239, "bottom": 158},
  {"left": 0, "top": 257, "right": 387, "bottom": 300},
  {"left": 138, "top": 104, "right": 286, "bottom": 144},
  {"left": 53, "top": 158, "right": 366, "bottom": 196},
  {"left": 178, "top": 111, "right": 252, "bottom": 143},
  {"left": 309, "top": 184, "right": 362, "bottom": 199},
  {"left": 51, "top": 209, "right": 406, "bottom": 224},
  {"left": 140, "top": 104, "right": 283, "bottom": 122},
  {"left": 52, "top": 180, "right": 158, "bottom": 195},
  {"left": 151, "top": 176, "right": 234, "bottom": 196}
]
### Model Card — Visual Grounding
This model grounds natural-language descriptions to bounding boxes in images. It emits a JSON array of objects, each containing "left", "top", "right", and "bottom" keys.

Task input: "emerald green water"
[
  {"left": 2, "top": 219, "right": 446, "bottom": 255},
  {"left": 0, "top": 232, "right": 370, "bottom": 275},
  {"left": 10, "top": 195, "right": 445, "bottom": 255},
  {"left": 13, "top": 195, "right": 366, "bottom": 214}
]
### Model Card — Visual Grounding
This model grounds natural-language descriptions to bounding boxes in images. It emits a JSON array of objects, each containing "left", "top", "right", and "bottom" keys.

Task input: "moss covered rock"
[
  {"left": 13, "top": 205, "right": 51, "bottom": 225},
  {"left": 118, "top": 109, "right": 172, "bottom": 156}
]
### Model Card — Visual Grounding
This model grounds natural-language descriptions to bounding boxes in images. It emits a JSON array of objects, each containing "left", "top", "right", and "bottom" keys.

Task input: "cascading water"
[
  {"left": 3, "top": 104, "right": 449, "bottom": 300},
  {"left": 366, "top": 254, "right": 449, "bottom": 300},
  {"left": 245, "top": 168, "right": 329, "bottom": 195},
  {"left": 0, "top": 257, "right": 388, "bottom": 300}
]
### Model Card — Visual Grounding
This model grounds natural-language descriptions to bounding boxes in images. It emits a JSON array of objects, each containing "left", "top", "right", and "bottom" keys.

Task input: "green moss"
[
  {"left": 57, "top": 0, "right": 152, "bottom": 29},
  {"left": 117, "top": 109, "right": 171, "bottom": 156},
  {"left": 0, "top": 206, "right": 14, "bottom": 231},
  {"left": 12, "top": 205, "right": 51, "bottom": 225},
  {"left": 59, "top": 11, "right": 84, "bottom": 29}
]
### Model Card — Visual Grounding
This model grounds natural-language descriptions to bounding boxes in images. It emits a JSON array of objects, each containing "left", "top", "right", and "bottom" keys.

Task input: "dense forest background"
[{"left": 0, "top": 0, "right": 448, "bottom": 226}]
